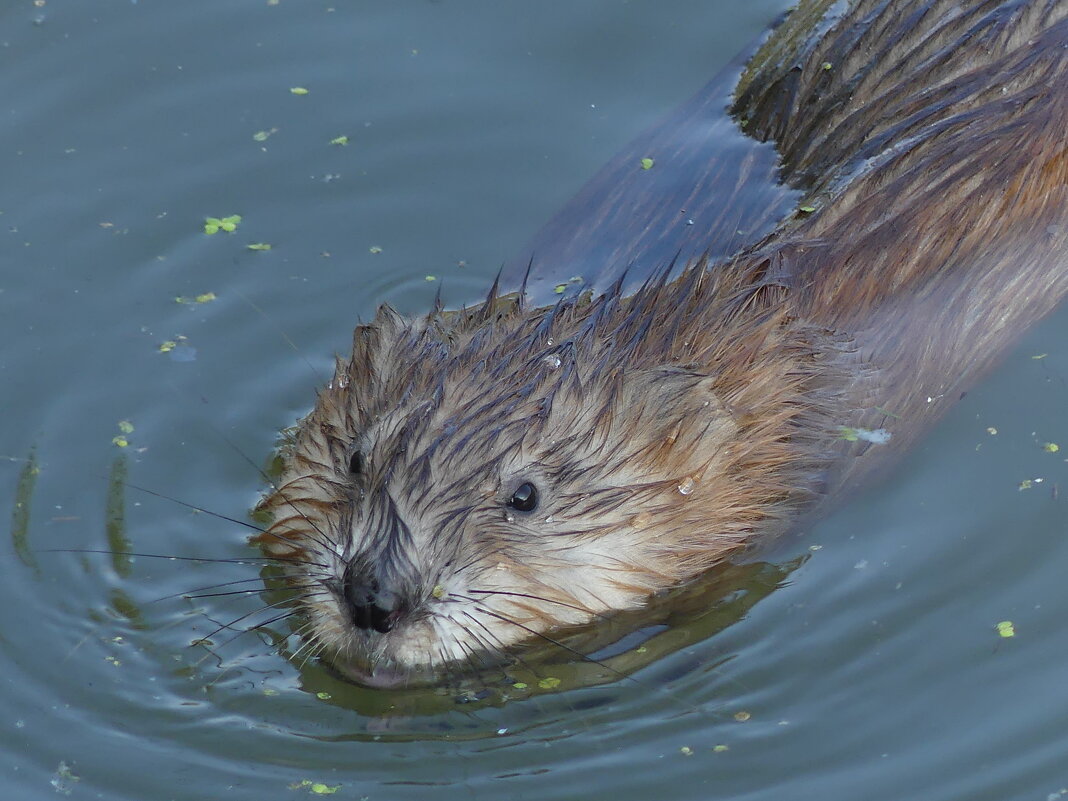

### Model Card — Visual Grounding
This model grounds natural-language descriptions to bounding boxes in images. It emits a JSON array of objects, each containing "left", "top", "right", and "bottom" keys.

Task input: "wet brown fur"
[
  {"left": 258, "top": 0, "right": 1068, "bottom": 685},
  {"left": 735, "top": 0, "right": 1068, "bottom": 476}
]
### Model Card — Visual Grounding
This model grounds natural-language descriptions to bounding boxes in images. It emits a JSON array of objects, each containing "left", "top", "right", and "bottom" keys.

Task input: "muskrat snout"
[{"left": 340, "top": 559, "right": 412, "bottom": 635}]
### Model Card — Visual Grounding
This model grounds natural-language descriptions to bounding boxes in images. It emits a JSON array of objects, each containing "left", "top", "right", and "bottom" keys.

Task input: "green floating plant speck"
[{"left": 204, "top": 215, "right": 242, "bottom": 234}]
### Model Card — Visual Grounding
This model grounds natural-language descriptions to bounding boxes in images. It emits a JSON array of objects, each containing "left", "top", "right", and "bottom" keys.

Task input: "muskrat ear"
[
  {"left": 351, "top": 323, "right": 380, "bottom": 366},
  {"left": 350, "top": 305, "right": 406, "bottom": 372},
  {"left": 371, "top": 303, "right": 406, "bottom": 332}
]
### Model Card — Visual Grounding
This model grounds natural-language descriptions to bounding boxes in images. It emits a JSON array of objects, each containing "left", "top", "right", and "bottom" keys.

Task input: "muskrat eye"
[
  {"left": 348, "top": 450, "right": 364, "bottom": 476},
  {"left": 507, "top": 482, "right": 539, "bottom": 513}
]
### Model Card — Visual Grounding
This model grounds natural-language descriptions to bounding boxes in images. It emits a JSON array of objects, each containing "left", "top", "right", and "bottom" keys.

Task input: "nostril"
[
  {"left": 351, "top": 599, "right": 406, "bottom": 633},
  {"left": 342, "top": 563, "right": 409, "bottom": 634},
  {"left": 367, "top": 603, "right": 402, "bottom": 634},
  {"left": 352, "top": 601, "right": 373, "bottom": 632}
]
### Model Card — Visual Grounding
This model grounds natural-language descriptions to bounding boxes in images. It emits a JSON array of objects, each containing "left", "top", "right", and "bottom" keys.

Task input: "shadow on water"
[{"left": 254, "top": 555, "right": 806, "bottom": 726}]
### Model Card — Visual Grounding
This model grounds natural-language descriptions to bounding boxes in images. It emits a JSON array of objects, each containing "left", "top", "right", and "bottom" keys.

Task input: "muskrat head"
[{"left": 259, "top": 275, "right": 836, "bottom": 687}]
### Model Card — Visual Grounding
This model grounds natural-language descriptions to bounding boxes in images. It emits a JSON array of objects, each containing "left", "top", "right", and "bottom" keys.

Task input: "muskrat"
[{"left": 258, "top": 0, "right": 1068, "bottom": 688}]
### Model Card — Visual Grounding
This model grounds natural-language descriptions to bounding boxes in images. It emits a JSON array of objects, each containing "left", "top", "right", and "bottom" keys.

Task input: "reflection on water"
[
  {"left": 105, "top": 456, "right": 133, "bottom": 578},
  {"left": 10, "top": 447, "right": 39, "bottom": 573},
  {"left": 241, "top": 557, "right": 805, "bottom": 727}
]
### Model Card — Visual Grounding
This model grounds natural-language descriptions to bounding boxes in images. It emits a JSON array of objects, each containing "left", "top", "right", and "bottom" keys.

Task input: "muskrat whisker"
[
  {"left": 202, "top": 615, "right": 290, "bottom": 654},
  {"left": 452, "top": 634, "right": 494, "bottom": 677},
  {"left": 178, "top": 582, "right": 318, "bottom": 602},
  {"left": 198, "top": 589, "right": 317, "bottom": 643},
  {"left": 287, "top": 615, "right": 317, "bottom": 643},
  {"left": 232, "top": 287, "right": 326, "bottom": 385},
  {"left": 452, "top": 547, "right": 507, "bottom": 576},
  {"left": 290, "top": 626, "right": 326, "bottom": 672},
  {"left": 473, "top": 605, "right": 627, "bottom": 682},
  {"left": 464, "top": 589, "right": 610, "bottom": 621},
  {"left": 238, "top": 607, "right": 304, "bottom": 638},
  {"left": 285, "top": 617, "right": 320, "bottom": 664},
  {"left": 271, "top": 558, "right": 335, "bottom": 578},
  {"left": 199, "top": 419, "right": 282, "bottom": 495},
  {"left": 41, "top": 548, "right": 284, "bottom": 565},
  {"left": 258, "top": 495, "right": 340, "bottom": 556},
  {"left": 458, "top": 609, "right": 508, "bottom": 652},
  {"left": 436, "top": 643, "right": 461, "bottom": 687},
  {"left": 459, "top": 610, "right": 538, "bottom": 678},
  {"left": 296, "top": 639, "right": 325, "bottom": 673},
  {"left": 260, "top": 469, "right": 349, "bottom": 556},
  {"left": 121, "top": 482, "right": 267, "bottom": 534},
  {"left": 450, "top": 631, "right": 509, "bottom": 692},
  {"left": 453, "top": 613, "right": 507, "bottom": 668},
  {"left": 148, "top": 575, "right": 277, "bottom": 604}
]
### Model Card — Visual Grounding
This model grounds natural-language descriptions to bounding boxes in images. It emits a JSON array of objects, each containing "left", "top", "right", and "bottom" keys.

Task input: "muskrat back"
[{"left": 259, "top": 0, "right": 1068, "bottom": 687}]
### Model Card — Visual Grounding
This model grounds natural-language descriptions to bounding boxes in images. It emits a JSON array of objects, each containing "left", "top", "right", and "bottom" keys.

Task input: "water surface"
[{"left": 3, "top": 1, "right": 1068, "bottom": 800}]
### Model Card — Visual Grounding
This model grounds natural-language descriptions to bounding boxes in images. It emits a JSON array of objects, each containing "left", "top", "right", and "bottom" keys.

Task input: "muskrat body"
[{"left": 260, "top": 0, "right": 1068, "bottom": 687}]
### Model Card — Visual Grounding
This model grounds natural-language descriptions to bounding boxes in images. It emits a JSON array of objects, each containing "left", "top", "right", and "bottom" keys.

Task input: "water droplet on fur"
[
  {"left": 542, "top": 354, "right": 562, "bottom": 369},
  {"left": 677, "top": 477, "right": 696, "bottom": 495},
  {"left": 504, "top": 512, "right": 515, "bottom": 523},
  {"left": 431, "top": 584, "right": 445, "bottom": 599},
  {"left": 544, "top": 515, "right": 554, "bottom": 524},
  {"left": 545, "top": 338, "right": 554, "bottom": 346}
]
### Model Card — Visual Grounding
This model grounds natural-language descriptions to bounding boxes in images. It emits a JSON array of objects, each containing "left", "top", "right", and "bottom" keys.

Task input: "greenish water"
[{"left": 3, "top": 1, "right": 1068, "bottom": 800}]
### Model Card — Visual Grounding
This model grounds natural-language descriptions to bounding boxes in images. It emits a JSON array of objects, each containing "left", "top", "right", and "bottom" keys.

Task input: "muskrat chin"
[
  {"left": 309, "top": 604, "right": 500, "bottom": 689},
  {"left": 299, "top": 597, "right": 550, "bottom": 689}
]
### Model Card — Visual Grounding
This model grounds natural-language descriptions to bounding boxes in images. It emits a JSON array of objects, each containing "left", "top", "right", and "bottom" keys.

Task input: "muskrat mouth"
[
  {"left": 333, "top": 660, "right": 426, "bottom": 690},
  {"left": 325, "top": 636, "right": 509, "bottom": 690}
]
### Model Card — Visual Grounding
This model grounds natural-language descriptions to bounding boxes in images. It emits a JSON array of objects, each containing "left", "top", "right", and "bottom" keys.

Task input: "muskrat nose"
[{"left": 342, "top": 563, "right": 409, "bottom": 634}]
